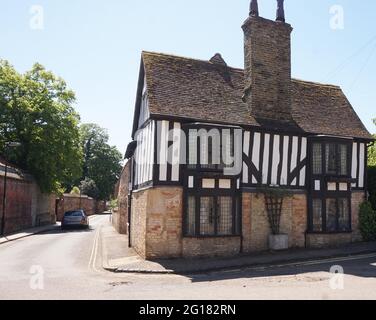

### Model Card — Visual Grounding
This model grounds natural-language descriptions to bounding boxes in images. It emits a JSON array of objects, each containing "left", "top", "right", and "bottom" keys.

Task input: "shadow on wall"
[{"left": 113, "top": 161, "right": 131, "bottom": 235}]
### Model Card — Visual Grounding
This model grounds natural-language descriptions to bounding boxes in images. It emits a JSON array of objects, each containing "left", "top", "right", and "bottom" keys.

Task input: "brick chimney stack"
[{"left": 242, "top": 0, "right": 293, "bottom": 122}]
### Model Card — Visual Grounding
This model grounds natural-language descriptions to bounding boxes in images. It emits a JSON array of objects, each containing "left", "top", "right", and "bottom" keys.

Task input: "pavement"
[
  {"left": 0, "top": 223, "right": 61, "bottom": 245},
  {"left": 100, "top": 226, "right": 376, "bottom": 274}
]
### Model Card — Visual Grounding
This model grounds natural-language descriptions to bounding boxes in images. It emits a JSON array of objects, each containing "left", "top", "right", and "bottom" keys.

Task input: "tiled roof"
[{"left": 142, "top": 51, "right": 373, "bottom": 140}]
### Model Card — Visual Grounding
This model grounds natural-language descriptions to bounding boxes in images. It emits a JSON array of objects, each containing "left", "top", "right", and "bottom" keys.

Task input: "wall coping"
[{"left": 61, "top": 194, "right": 93, "bottom": 200}]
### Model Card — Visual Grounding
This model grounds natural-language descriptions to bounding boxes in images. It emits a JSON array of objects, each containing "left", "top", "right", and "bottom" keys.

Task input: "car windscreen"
[{"left": 64, "top": 211, "right": 83, "bottom": 217}]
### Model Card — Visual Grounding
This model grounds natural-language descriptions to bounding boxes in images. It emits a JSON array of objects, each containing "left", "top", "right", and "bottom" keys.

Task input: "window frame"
[
  {"left": 311, "top": 139, "right": 351, "bottom": 179},
  {"left": 183, "top": 176, "right": 241, "bottom": 238},
  {"left": 308, "top": 137, "right": 353, "bottom": 234},
  {"left": 309, "top": 196, "right": 352, "bottom": 233}
]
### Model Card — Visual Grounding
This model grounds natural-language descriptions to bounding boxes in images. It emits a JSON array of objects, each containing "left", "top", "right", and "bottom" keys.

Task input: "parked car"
[{"left": 61, "top": 210, "right": 89, "bottom": 230}]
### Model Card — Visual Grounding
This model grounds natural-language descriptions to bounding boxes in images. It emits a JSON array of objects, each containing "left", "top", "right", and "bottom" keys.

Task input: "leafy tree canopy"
[
  {"left": 70, "top": 186, "right": 81, "bottom": 195},
  {"left": 0, "top": 60, "right": 82, "bottom": 194},
  {"left": 79, "top": 123, "right": 123, "bottom": 200},
  {"left": 79, "top": 178, "right": 99, "bottom": 199}
]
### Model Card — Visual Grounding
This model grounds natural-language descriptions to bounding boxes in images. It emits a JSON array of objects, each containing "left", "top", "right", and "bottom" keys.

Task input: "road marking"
[{"left": 88, "top": 226, "right": 102, "bottom": 273}]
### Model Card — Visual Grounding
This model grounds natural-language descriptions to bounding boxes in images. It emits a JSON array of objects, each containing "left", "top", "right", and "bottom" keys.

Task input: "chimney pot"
[
  {"left": 276, "top": 0, "right": 286, "bottom": 22},
  {"left": 250, "top": 0, "right": 259, "bottom": 17}
]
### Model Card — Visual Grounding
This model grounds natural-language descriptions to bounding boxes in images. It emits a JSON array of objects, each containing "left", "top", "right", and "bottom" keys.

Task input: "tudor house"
[{"left": 122, "top": 0, "right": 373, "bottom": 259}]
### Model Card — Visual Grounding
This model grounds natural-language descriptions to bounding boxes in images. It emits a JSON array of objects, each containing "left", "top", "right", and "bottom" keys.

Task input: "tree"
[
  {"left": 0, "top": 60, "right": 83, "bottom": 194},
  {"left": 79, "top": 178, "right": 99, "bottom": 199},
  {"left": 368, "top": 119, "right": 376, "bottom": 166},
  {"left": 79, "top": 124, "right": 122, "bottom": 200},
  {"left": 359, "top": 201, "right": 376, "bottom": 241},
  {"left": 70, "top": 186, "right": 81, "bottom": 195}
]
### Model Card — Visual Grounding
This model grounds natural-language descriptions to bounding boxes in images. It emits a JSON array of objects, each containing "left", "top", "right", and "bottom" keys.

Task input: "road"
[{"left": 0, "top": 215, "right": 376, "bottom": 300}]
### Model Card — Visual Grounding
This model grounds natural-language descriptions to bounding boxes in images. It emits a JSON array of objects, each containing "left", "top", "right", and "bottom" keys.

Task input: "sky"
[{"left": 1, "top": 0, "right": 375, "bottom": 154}]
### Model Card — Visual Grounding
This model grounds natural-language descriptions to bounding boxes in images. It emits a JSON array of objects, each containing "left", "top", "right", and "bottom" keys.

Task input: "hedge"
[{"left": 368, "top": 166, "right": 376, "bottom": 210}]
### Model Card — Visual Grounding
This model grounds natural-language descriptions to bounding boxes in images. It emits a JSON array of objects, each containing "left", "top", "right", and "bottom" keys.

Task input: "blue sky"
[{"left": 1, "top": 0, "right": 375, "bottom": 153}]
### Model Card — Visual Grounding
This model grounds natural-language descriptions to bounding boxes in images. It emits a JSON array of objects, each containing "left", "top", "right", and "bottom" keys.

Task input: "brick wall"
[
  {"left": 56, "top": 194, "right": 106, "bottom": 221},
  {"left": 0, "top": 175, "right": 33, "bottom": 234},
  {"left": 113, "top": 162, "right": 130, "bottom": 235},
  {"left": 242, "top": 192, "right": 307, "bottom": 253},
  {"left": 242, "top": 16, "right": 293, "bottom": 121},
  {"left": 0, "top": 173, "right": 56, "bottom": 235}
]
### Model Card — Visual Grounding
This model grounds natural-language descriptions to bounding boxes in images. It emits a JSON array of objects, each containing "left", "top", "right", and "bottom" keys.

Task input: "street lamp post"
[{"left": 1, "top": 142, "right": 21, "bottom": 237}]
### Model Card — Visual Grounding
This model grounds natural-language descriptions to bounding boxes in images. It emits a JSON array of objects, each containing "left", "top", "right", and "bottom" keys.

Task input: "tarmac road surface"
[{"left": 0, "top": 215, "right": 376, "bottom": 300}]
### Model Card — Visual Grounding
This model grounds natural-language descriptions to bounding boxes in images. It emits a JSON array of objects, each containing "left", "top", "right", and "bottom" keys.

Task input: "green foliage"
[
  {"left": 108, "top": 198, "right": 118, "bottom": 211},
  {"left": 79, "top": 178, "right": 99, "bottom": 199},
  {"left": 70, "top": 186, "right": 81, "bottom": 195},
  {"left": 79, "top": 123, "right": 123, "bottom": 200},
  {"left": 368, "top": 166, "right": 376, "bottom": 210},
  {"left": 368, "top": 119, "right": 376, "bottom": 166},
  {"left": 359, "top": 201, "right": 376, "bottom": 241},
  {"left": 0, "top": 60, "right": 82, "bottom": 193}
]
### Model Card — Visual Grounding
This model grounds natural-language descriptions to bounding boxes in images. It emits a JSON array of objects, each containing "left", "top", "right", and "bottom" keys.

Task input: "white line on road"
[{"left": 88, "top": 225, "right": 102, "bottom": 274}]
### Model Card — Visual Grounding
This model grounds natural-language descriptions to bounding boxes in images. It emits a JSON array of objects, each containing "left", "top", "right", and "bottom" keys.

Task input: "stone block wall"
[
  {"left": 131, "top": 186, "right": 244, "bottom": 259},
  {"left": 306, "top": 233, "right": 353, "bottom": 248},
  {"left": 130, "top": 188, "right": 148, "bottom": 258},
  {"left": 145, "top": 187, "right": 183, "bottom": 259},
  {"left": 182, "top": 237, "right": 241, "bottom": 258},
  {"left": 129, "top": 188, "right": 367, "bottom": 259}
]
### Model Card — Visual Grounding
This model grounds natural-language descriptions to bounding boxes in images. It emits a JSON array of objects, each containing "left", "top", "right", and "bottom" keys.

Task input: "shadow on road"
[
  {"left": 39, "top": 226, "right": 95, "bottom": 235},
  {"left": 184, "top": 256, "right": 376, "bottom": 283}
]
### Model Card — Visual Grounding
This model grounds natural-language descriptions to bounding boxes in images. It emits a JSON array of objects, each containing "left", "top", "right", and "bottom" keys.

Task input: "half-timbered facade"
[{"left": 123, "top": 1, "right": 373, "bottom": 259}]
